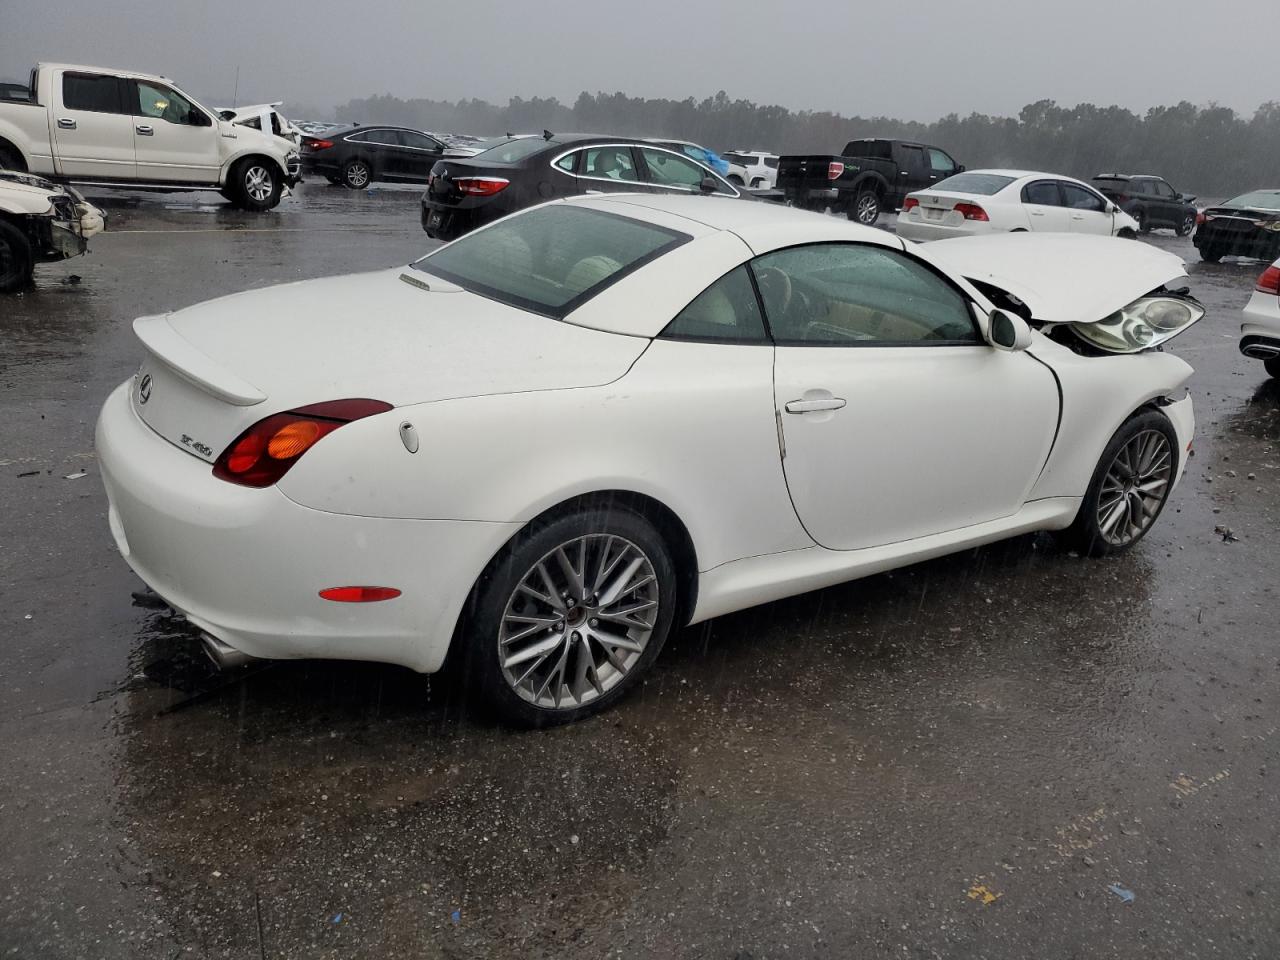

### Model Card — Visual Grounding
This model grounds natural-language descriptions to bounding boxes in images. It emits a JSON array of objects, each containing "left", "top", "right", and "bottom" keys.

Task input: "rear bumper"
[
  {"left": 301, "top": 156, "right": 340, "bottom": 178},
  {"left": 96, "top": 380, "right": 520, "bottom": 673},
  {"left": 896, "top": 217, "right": 982, "bottom": 242},
  {"left": 1241, "top": 289, "right": 1280, "bottom": 359}
]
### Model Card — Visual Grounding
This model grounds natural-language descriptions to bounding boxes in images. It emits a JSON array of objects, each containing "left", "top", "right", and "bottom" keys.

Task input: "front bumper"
[{"left": 96, "top": 381, "right": 520, "bottom": 673}]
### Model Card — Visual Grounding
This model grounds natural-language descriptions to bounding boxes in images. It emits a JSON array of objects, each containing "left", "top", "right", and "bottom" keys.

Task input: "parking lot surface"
[{"left": 2, "top": 183, "right": 1278, "bottom": 959}]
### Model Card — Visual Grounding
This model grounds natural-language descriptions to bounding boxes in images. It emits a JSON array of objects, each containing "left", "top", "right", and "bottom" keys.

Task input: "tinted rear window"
[
  {"left": 843, "top": 139, "right": 891, "bottom": 159},
  {"left": 63, "top": 73, "right": 123, "bottom": 113},
  {"left": 473, "top": 137, "right": 550, "bottom": 164},
  {"left": 1224, "top": 190, "right": 1280, "bottom": 210},
  {"left": 412, "top": 205, "right": 690, "bottom": 318},
  {"left": 931, "top": 173, "right": 1015, "bottom": 195}
]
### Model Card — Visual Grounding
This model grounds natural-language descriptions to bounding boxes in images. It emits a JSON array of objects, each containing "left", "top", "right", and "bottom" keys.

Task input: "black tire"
[
  {"left": 1176, "top": 213, "right": 1196, "bottom": 237},
  {"left": 1265, "top": 358, "right": 1280, "bottom": 379},
  {"left": 342, "top": 159, "right": 372, "bottom": 189},
  {"left": 727, "top": 174, "right": 744, "bottom": 187},
  {"left": 1117, "top": 228, "right": 1137, "bottom": 240},
  {"left": 1199, "top": 247, "right": 1223, "bottom": 263},
  {"left": 325, "top": 174, "right": 343, "bottom": 186},
  {"left": 1136, "top": 209, "right": 1150, "bottom": 234},
  {"left": 0, "top": 218, "right": 34, "bottom": 293},
  {"left": 227, "top": 157, "right": 282, "bottom": 211},
  {"left": 1060, "top": 409, "right": 1179, "bottom": 557},
  {"left": 459, "top": 504, "right": 679, "bottom": 728},
  {"left": 0, "top": 142, "right": 26, "bottom": 173},
  {"left": 848, "top": 189, "right": 881, "bottom": 225}
]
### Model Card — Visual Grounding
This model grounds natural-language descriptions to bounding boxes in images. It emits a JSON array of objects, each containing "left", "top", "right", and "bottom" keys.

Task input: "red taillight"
[
  {"left": 827, "top": 162, "right": 845, "bottom": 180},
  {"left": 902, "top": 197, "right": 920, "bottom": 211},
  {"left": 212, "top": 398, "right": 393, "bottom": 488},
  {"left": 319, "top": 586, "right": 402, "bottom": 603},
  {"left": 1256, "top": 264, "right": 1280, "bottom": 295},
  {"left": 954, "top": 202, "right": 989, "bottom": 222},
  {"left": 455, "top": 177, "right": 510, "bottom": 197},
  {"left": 304, "top": 138, "right": 333, "bottom": 150}
]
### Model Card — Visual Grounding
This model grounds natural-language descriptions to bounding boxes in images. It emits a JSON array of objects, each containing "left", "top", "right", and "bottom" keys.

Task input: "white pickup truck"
[{"left": 0, "top": 63, "right": 300, "bottom": 211}]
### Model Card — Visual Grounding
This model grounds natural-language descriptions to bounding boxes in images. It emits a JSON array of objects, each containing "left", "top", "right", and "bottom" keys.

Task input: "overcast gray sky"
[{"left": 2, "top": 0, "right": 1272, "bottom": 121}]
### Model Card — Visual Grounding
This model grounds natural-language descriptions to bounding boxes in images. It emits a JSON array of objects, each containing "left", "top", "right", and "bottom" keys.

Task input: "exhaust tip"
[
  {"left": 1242, "top": 344, "right": 1280, "bottom": 359},
  {"left": 200, "top": 632, "right": 258, "bottom": 671}
]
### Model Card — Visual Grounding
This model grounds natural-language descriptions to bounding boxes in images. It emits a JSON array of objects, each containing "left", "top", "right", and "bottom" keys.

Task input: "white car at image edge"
[
  {"left": 97, "top": 194, "right": 1200, "bottom": 726},
  {"left": 898, "top": 169, "right": 1141, "bottom": 241},
  {"left": 1240, "top": 257, "right": 1280, "bottom": 378}
]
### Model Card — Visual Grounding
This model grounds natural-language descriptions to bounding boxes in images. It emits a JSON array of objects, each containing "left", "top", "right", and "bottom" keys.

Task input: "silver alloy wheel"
[
  {"left": 244, "top": 165, "right": 273, "bottom": 202},
  {"left": 347, "top": 163, "right": 369, "bottom": 187},
  {"left": 856, "top": 194, "right": 878, "bottom": 223},
  {"left": 1096, "top": 429, "right": 1173, "bottom": 546},
  {"left": 498, "top": 534, "right": 659, "bottom": 710},
  {"left": 1181, "top": 214, "right": 1196, "bottom": 235}
]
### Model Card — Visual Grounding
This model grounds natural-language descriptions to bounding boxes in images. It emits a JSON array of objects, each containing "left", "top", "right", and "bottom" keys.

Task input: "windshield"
[
  {"left": 412, "top": 204, "right": 689, "bottom": 317},
  {"left": 1223, "top": 189, "right": 1280, "bottom": 210},
  {"left": 472, "top": 136, "right": 549, "bottom": 164},
  {"left": 931, "top": 172, "right": 1016, "bottom": 195}
]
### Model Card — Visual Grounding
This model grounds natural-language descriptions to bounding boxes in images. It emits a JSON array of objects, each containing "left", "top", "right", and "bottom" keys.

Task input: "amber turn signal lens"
[{"left": 267, "top": 420, "right": 322, "bottom": 459}]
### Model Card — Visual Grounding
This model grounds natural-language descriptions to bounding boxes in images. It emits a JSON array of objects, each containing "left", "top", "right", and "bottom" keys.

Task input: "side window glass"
[
  {"left": 899, "top": 146, "right": 926, "bottom": 173},
  {"left": 582, "top": 146, "right": 638, "bottom": 182},
  {"left": 752, "top": 244, "right": 977, "bottom": 345},
  {"left": 1061, "top": 183, "right": 1105, "bottom": 212},
  {"left": 400, "top": 131, "right": 437, "bottom": 149},
  {"left": 927, "top": 148, "right": 954, "bottom": 174},
  {"left": 1021, "top": 180, "right": 1061, "bottom": 206},
  {"left": 369, "top": 129, "right": 402, "bottom": 146},
  {"left": 640, "top": 147, "right": 730, "bottom": 193},
  {"left": 554, "top": 152, "right": 576, "bottom": 173},
  {"left": 1155, "top": 180, "right": 1175, "bottom": 199},
  {"left": 136, "top": 82, "right": 197, "bottom": 124},
  {"left": 661, "top": 266, "right": 767, "bottom": 342},
  {"left": 63, "top": 73, "right": 124, "bottom": 114}
]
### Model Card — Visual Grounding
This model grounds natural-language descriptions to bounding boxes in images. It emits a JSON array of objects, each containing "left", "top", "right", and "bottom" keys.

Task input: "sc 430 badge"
[{"left": 180, "top": 434, "right": 214, "bottom": 458}]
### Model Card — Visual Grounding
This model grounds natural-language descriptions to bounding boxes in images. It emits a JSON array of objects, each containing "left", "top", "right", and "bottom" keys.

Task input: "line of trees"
[{"left": 333, "top": 90, "right": 1280, "bottom": 196}]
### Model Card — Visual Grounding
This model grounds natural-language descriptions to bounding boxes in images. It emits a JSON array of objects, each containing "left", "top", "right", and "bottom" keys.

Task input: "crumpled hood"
[
  {"left": 142, "top": 267, "right": 649, "bottom": 412},
  {"left": 926, "top": 234, "right": 1188, "bottom": 325}
]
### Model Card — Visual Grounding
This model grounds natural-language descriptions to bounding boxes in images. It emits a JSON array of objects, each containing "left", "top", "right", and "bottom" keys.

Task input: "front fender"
[{"left": 1028, "top": 338, "right": 1194, "bottom": 500}]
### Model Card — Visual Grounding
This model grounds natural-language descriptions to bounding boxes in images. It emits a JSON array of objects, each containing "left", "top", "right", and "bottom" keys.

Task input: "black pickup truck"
[{"left": 777, "top": 138, "right": 963, "bottom": 225}]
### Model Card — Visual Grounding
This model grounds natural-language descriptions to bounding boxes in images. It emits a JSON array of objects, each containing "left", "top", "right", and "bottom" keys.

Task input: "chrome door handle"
[
  {"left": 57, "top": 117, "right": 77, "bottom": 129},
  {"left": 136, "top": 124, "right": 154, "bottom": 135},
  {"left": 785, "top": 397, "right": 847, "bottom": 414}
]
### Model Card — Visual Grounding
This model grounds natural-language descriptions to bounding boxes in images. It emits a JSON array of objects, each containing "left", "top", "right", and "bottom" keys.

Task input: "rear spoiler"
[{"left": 133, "top": 315, "right": 267, "bottom": 406}]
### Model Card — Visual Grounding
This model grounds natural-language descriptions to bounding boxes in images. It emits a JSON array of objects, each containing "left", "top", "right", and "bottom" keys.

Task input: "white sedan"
[
  {"left": 897, "top": 169, "right": 1141, "bottom": 242},
  {"left": 1240, "top": 257, "right": 1280, "bottom": 378},
  {"left": 97, "top": 195, "right": 1201, "bottom": 727}
]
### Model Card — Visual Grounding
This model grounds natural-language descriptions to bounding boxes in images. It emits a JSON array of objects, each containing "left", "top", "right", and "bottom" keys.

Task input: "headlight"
[
  {"left": 1258, "top": 219, "right": 1280, "bottom": 232},
  {"left": 1069, "top": 296, "right": 1205, "bottom": 353}
]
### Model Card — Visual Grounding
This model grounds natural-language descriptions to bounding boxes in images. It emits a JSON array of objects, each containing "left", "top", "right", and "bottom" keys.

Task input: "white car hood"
[
  {"left": 140, "top": 268, "right": 649, "bottom": 412},
  {"left": 926, "top": 234, "right": 1188, "bottom": 325}
]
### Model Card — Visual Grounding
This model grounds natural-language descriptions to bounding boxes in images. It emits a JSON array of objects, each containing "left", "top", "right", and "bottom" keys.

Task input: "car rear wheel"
[
  {"left": 0, "top": 218, "right": 34, "bottom": 292},
  {"left": 228, "top": 158, "right": 282, "bottom": 211},
  {"left": 1265, "top": 358, "right": 1280, "bottom": 379},
  {"left": 461, "top": 505, "right": 678, "bottom": 727},
  {"left": 1176, "top": 213, "right": 1196, "bottom": 237},
  {"left": 1060, "top": 409, "right": 1178, "bottom": 557},
  {"left": 342, "top": 160, "right": 371, "bottom": 189},
  {"left": 1136, "top": 210, "right": 1150, "bottom": 234},
  {"left": 849, "top": 190, "right": 880, "bottom": 226},
  {"left": 0, "top": 144, "right": 26, "bottom": 173},
  {"left": 1199, "top": 247, "right": 1223, "bottom": 263}
]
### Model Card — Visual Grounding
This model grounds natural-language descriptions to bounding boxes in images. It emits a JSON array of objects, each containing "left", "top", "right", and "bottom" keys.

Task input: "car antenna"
[{"left": 543, "top": 129, "right": 554, "bottom": 141}]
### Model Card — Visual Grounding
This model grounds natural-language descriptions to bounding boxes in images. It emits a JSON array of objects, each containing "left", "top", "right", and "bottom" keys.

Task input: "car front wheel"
[
  {"left": 1176, "top": 213, "right": 1196, "bottom": 237},
  {"left": 1061, "top": 409, "right": 1178, "bottom": 556},
  {"left": 229, "top": 159, "right": 282, "bottom": 211},
  {"left": 0, "top": 219, "right": 34, "bottom": 292},
  {"left": 462, "top": 505, "right": 678, "bottom": 727}
]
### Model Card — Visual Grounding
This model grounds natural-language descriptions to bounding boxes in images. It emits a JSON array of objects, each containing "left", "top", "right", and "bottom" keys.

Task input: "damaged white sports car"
[
  {"left": 97, "top": 194, "right": 1200, "bottom": 725},
  {"left": 0, "top": 171, "right": 104, "bottom": 292}
]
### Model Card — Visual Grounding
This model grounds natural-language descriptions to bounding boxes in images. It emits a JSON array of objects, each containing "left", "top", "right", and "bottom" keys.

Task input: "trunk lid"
[
  {"left": 130, "top": 268, "right": 648, "bottom": 463},
  {"left": 926, "top": 234, "right": 1188, "bottom": 326}
]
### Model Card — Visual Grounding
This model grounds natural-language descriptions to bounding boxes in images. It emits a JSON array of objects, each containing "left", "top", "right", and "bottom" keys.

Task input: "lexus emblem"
[{"left": 138, "top": 373, "right": 152, "bottom": 404}]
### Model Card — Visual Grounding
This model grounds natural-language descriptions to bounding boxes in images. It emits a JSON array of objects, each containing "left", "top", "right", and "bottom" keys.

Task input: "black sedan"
[
  {"left": 1091, "top": 173, "right": 1198, "bottom": 236},
  {"left": 1193, "top": 189, "right": 1280, "bottom": 263},
  {"left": 301, "top": 125, "right": 446, "bottom": 189},
  {"left": 421, "top": 133, "right": 742, "bottom": 241}
]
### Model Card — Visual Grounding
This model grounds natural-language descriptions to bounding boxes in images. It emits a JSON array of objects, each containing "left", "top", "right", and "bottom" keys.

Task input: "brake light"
[
  {"left": 304, "top": 138, "right": 333, "bottom": 150},
  {"left": 319, "top": 586, "right": 402, "bottom": 602},
  {"left": 213, "top": 398, "right": 393, "bottom": 488},
  {"left": 954, "top": 202, "right": 989, "bottom": 221},
  {"left": 902, "top": 197, "right": 920, "bottom": 211},
  {"left": 827, "top": 162, "right": 845, "bottom": 180},
  {"left": 1198, "top": 212, "right": 1211, "bottom": 224},
  {"left": 1256, "top": 264, "right": 1280, "bottom": 295},
  {"left": 455, "top": 177, "right": 510, "bottom": 197}
]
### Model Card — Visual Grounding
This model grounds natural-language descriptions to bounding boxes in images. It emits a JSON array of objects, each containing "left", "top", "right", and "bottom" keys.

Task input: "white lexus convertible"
[{"left": 97, "top": 194, "right": 1201, "bottom": 726}]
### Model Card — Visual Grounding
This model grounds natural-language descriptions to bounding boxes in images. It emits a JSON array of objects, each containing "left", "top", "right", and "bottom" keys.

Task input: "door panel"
[
  {"left": 774, "top": 346, "right": 1059, "bottom": 550},
  {"left": 1061, "top": 182, "right": 1113, "bottom": 235},
  {"left": 52, "top": 72, "right": 136, "bottom": 179},
  {"left": 131, "top": 81, "right": 219, "bottom": 182},
  {"left": 1019, "top": 180, "right": 1071, "bottom": 231}
]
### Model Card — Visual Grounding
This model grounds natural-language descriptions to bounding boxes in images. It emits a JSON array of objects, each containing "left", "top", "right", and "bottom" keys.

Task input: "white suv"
[{"left": 723, "top": 150, "right": 780, "bottom": 189}]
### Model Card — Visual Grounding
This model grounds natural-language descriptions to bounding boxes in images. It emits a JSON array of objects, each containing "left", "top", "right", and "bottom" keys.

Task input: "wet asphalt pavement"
[{"left": 2, "top": 182, "right": 1278, "bottom": 959}]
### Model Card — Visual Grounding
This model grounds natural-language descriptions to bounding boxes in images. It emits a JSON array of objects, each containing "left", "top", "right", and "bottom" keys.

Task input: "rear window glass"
[
  {"left": 764, "top": 156, "right": 779, "bottom": 168},
  {"left": 412, "top": 205, "right": 690, "bottom": 318},
  {"left": 932, "top": 173, "right": 1015, "bottom": 195},
  {"left": 1224, "top": 190, "right": 1280, "bottom": 210},
  {"left": 473, "top": 137, "right": 549, "bottom": 164},
  {"left": 843, "top": 139, "right": 891, "bottom": 159}
]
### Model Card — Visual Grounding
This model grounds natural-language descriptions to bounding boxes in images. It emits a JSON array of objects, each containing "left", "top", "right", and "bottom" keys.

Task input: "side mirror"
[
  {"left": 699, "top": 175, "right": 719, "bottom": 194},
  {"left": 987, "top": 308, "right": 1033, "bottom": 352},
  {"left": 957, "top": 164, "right": 966, "bottom": 173}
]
